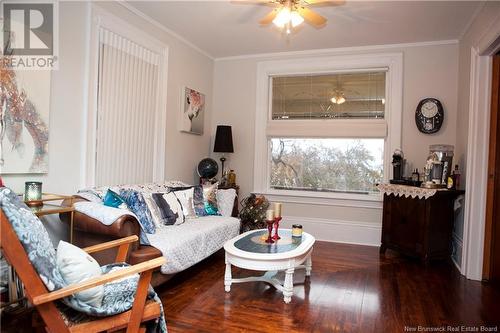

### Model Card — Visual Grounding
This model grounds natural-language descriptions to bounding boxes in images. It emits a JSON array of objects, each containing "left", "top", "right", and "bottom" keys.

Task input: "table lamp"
[{"left": 213, "top": 125, "right": 234, "bottom": 178}]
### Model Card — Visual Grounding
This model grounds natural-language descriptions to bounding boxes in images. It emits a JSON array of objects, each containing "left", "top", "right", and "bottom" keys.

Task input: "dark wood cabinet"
[{"left": 380, "top": 190, "right": 464, "bottom": 261}]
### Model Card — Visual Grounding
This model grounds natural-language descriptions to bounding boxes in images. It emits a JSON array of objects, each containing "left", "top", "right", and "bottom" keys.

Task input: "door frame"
[
  {"left": 462, "top": 30, "right": 500, "bottom": 280},
  {"left": 483, "top": 54, "right": 500, "bottom": 280}
]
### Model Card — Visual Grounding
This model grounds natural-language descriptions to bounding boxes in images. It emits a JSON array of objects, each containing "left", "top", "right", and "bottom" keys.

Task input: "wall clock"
[{"left": 415, "top": 98, "right": 444, "bottom": 134}]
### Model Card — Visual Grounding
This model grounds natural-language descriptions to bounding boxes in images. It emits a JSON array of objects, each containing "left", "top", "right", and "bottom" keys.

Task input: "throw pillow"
[
  {"left": 103, "top": 189, "right": 127, "bottom": 209},
  {"left": 192, "top": 185, "right": 206, "bottom": 216},
  {"left": 142, "top": 193, "right": 166, "bottom": 230},
  {"left": 216, "top": 188, "right": 237, "bottom": 217},
  {"left": 119, "top": 189, "right": 155, "bottom": 234},
  {"left": 202, "top": 182, "right": 220, "bottom": 216},
  {"left": 150, "top": 192, "right": 185, "bottom": 226},
  {"left": 56, "top": 241, "right": 104, "bottom": 307},
  {"left": 173, "top": 187, "right": 196, "bottom": 218}
]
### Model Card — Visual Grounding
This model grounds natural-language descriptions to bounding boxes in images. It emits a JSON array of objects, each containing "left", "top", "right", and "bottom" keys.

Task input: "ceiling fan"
[{"left": 233, "top": 0, "right": 344, "bottom": 33}]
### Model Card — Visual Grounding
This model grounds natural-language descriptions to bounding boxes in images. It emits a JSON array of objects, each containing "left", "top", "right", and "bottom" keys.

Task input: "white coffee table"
[{"left": 223, "top": 228, "right": 315, "bottom": 303}]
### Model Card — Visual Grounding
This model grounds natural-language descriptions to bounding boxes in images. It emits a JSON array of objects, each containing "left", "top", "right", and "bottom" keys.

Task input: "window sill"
[{"left": 254, "top": 189, "right": 383, "bottom": 210}]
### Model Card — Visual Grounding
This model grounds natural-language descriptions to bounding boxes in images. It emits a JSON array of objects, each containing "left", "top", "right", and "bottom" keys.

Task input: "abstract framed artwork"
[
  {"left": 180, "top": 86, "right": 205, "bottom": 135},
  {"left": 0, "top": 66, "right": 51, "bottom": 174}
]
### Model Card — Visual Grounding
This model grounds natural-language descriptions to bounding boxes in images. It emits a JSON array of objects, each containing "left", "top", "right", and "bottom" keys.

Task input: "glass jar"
[{"left": 292, "top": 224, "right": 303, "bottom": 237}]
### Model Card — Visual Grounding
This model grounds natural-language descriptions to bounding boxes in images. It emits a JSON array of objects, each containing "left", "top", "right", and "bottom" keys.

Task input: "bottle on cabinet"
[{"left": 452, "top": 165, "right": 461, "bottom": 190}]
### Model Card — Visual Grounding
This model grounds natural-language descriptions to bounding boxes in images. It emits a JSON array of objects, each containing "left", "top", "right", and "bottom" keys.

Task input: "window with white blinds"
[{"left": 94, "top": 27, "right": 165, "bottom": 186}]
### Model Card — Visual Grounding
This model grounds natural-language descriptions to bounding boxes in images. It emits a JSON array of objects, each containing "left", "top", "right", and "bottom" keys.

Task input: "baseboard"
[{"left": 281, "top": 216, "right": 381, "bottom": 247}]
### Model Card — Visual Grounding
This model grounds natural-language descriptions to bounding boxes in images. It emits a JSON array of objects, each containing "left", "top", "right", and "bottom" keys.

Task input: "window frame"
[{"left": 253, "top": 53, "right": 403, "bottom": 203}]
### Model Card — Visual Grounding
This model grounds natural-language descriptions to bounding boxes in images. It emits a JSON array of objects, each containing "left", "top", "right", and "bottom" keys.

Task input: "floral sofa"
[{"left": 62, "top": 181, "right": 240, "bottom": 287}]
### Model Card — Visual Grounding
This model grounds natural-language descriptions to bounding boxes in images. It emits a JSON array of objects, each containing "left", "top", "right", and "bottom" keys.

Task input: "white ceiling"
[{"left": 127, "top": 1, "right": 482, "bottom": 59}]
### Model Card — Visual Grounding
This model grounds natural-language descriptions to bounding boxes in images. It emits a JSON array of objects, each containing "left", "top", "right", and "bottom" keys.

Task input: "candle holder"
[
  {"left": 24, "top": 181, "right": 43, "bottom": 207},
  {"left": 265, "top": 220, "right": 275, "bottom": 244},
  {"left": 272, "top": 216, "right": 282, "bottom": 240}
]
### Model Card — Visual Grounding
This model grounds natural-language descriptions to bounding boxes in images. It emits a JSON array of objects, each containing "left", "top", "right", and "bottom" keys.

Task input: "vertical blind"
[{"left": 95, "top": 27, "right": 161, "bottom": 186}]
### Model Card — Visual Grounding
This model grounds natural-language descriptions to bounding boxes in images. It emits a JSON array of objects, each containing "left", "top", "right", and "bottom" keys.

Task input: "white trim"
[
  {"left": 461, "top": 47, "right": 492, "bottom": 280},
  {"left": 280, "top": 216, "right": 381, "bottom": 246},
  {"left": 84, "top": 5, "right": 168, "bottom": 186},
  {"left": 215, "top": 40, "right": 457, "bottom": 62},
  {"left": 458, "top": 2, "right": 486, "bottom": 41},
  {"left": 256, "top": 191, "right": 382, "bottom": 210},
  {"left": 79, "top": 2, "right": 92, "bottom": 189},
  {"left": 253, "top": 52, "right": 403, "bottom": 198},
  {"left": 117, "top": 1, "right": 214, "bottom": 60}
]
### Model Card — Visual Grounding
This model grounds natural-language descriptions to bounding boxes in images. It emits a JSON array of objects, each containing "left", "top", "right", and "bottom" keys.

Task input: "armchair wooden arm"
[
  {"left": 32, "top": 256, "right": 166, "bottom": 306},
  {"left": 83, "top": 235, "right": 139, "bottom": 262}
]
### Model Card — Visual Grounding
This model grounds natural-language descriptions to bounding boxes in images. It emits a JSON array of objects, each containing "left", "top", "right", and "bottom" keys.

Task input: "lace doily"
[{"left": 377, "top": 183, "right": 439, "bottom": 199}]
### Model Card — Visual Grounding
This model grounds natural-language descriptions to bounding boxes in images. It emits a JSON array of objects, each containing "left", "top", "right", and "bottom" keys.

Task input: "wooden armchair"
[{"left": 0, "top": 210, "right": 166, "bottom": 333}]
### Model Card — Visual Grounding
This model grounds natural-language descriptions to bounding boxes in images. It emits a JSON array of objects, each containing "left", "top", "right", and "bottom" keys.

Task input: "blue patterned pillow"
[
  {"left": 119, "top": 189, "right": 155, "bottom": 234},
  {"left": 192, "top": 185, "right": 206, "bottom": 216}
]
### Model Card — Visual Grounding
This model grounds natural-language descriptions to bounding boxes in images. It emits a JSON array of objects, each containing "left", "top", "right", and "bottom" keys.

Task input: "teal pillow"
[{"left": 103, "top": 189, "right": 126, "bottom": 208}]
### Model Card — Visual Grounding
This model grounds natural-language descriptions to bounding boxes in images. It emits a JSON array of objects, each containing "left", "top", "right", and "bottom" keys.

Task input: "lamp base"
[{"left": 220, "top": 156, "right": 226, "bottom": 180}]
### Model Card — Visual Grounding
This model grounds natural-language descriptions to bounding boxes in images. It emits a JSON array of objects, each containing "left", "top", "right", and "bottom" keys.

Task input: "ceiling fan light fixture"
[
  {"left": 272, "top": 7, "right": 291, "bottom": 28},
  {"left": 337, "top": 96, "right": 346, "bottom": 104},
  {"left": 330, "top": 97, "right": 337, "bottom": 104},
  {"left": 290, "top": 10, "right": 304, "bottom": 27}
]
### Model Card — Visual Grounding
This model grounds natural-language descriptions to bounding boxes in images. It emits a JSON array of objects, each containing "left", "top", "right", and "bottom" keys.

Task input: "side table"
[{"left": 25, "top": 193, "right": 75, "bottom": 244}]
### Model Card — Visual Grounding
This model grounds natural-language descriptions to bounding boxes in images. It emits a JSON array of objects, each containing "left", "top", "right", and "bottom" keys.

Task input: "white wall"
[
  {"left": 212, "top": 42, "right": 459, "bottom": 244},
  {"left": 2, "top": 1, "right": 215, "bottom": 243}
]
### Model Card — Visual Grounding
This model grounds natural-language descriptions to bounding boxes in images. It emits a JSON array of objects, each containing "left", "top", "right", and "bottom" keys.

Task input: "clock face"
[
  {"left": 415, "top": 98, "right": 444, "bottom": 134},
  {"left": 421, "top": 101, "right": 438, "bottom": 118}
]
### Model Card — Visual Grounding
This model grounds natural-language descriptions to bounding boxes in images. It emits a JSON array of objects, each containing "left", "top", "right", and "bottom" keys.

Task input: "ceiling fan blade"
[
  {"left": 259, "top": 9, "right": 279, "bottom": 25},
  {"left": 297, "top": 7, "right": 327, "bottom": 27},
  {"left": 303, "top": 0, "right": 345, "bottom": 6},
  {"left": 230, "top": 0, "right": 278, "bottom": 6}
]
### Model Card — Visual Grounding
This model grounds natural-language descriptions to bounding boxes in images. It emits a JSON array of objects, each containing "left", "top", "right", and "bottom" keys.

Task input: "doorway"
[{"left": 483, "top": 52, "right": 500, "bottom": 283}]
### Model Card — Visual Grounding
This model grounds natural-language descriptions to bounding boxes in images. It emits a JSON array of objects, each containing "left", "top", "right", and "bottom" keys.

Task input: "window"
[
  {"left": 86, "top": 9, "right": 168, "bottom": 187},
  {"left": 272, "top": 72, "right": 385, "bottom": 120},
  {"left": 254, "top": 53, "right": 403, "bottom": 200},
  {"left": 270, "top": 138, "right": 384, "bottom": 194}
]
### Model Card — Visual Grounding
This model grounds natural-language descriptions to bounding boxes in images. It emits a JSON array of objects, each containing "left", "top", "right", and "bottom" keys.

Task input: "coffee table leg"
[
  {"left": 305, "top": 254, "right": 312, "bottom": 277},
  {"left": 224, "top": 258, "right": 232, "bottom": 292},
  {"left": 283, "top": 267, "right": 294, "bottom": 303}
]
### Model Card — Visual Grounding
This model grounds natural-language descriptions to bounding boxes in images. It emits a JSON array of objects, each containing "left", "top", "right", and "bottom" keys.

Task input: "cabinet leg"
[{"left": 379, "top": 245, "right": 386, "bottom": 254}]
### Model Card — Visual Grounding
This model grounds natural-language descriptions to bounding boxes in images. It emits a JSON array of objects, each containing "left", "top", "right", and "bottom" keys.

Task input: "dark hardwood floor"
[
  {"left": 2, "top": 242, "right": 499, "bottom": 332},
  {"left": 156, "top": 242, "right": 500, "bottom": 333}
]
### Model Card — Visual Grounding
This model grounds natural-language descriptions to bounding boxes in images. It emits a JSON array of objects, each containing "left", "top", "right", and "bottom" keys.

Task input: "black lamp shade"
[{"left": 213, "top": 125, "right": 234, "bottom": 153}]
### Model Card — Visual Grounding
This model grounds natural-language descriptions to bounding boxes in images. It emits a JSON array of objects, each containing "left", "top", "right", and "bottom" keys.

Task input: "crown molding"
[
  {"left": 117, "top": 1, "right": 215, "bottom": 60},
  {"left": 458, "top": 1, "right": 486, "bottom": 42},
  {"left": 214, "top": 39, "right": 458, "bottom": 62}
]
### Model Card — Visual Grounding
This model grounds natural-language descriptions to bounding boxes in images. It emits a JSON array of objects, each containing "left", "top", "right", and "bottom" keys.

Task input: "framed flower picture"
[{"left": 180, "top": 87, "right": 205, "bottom": 135}]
